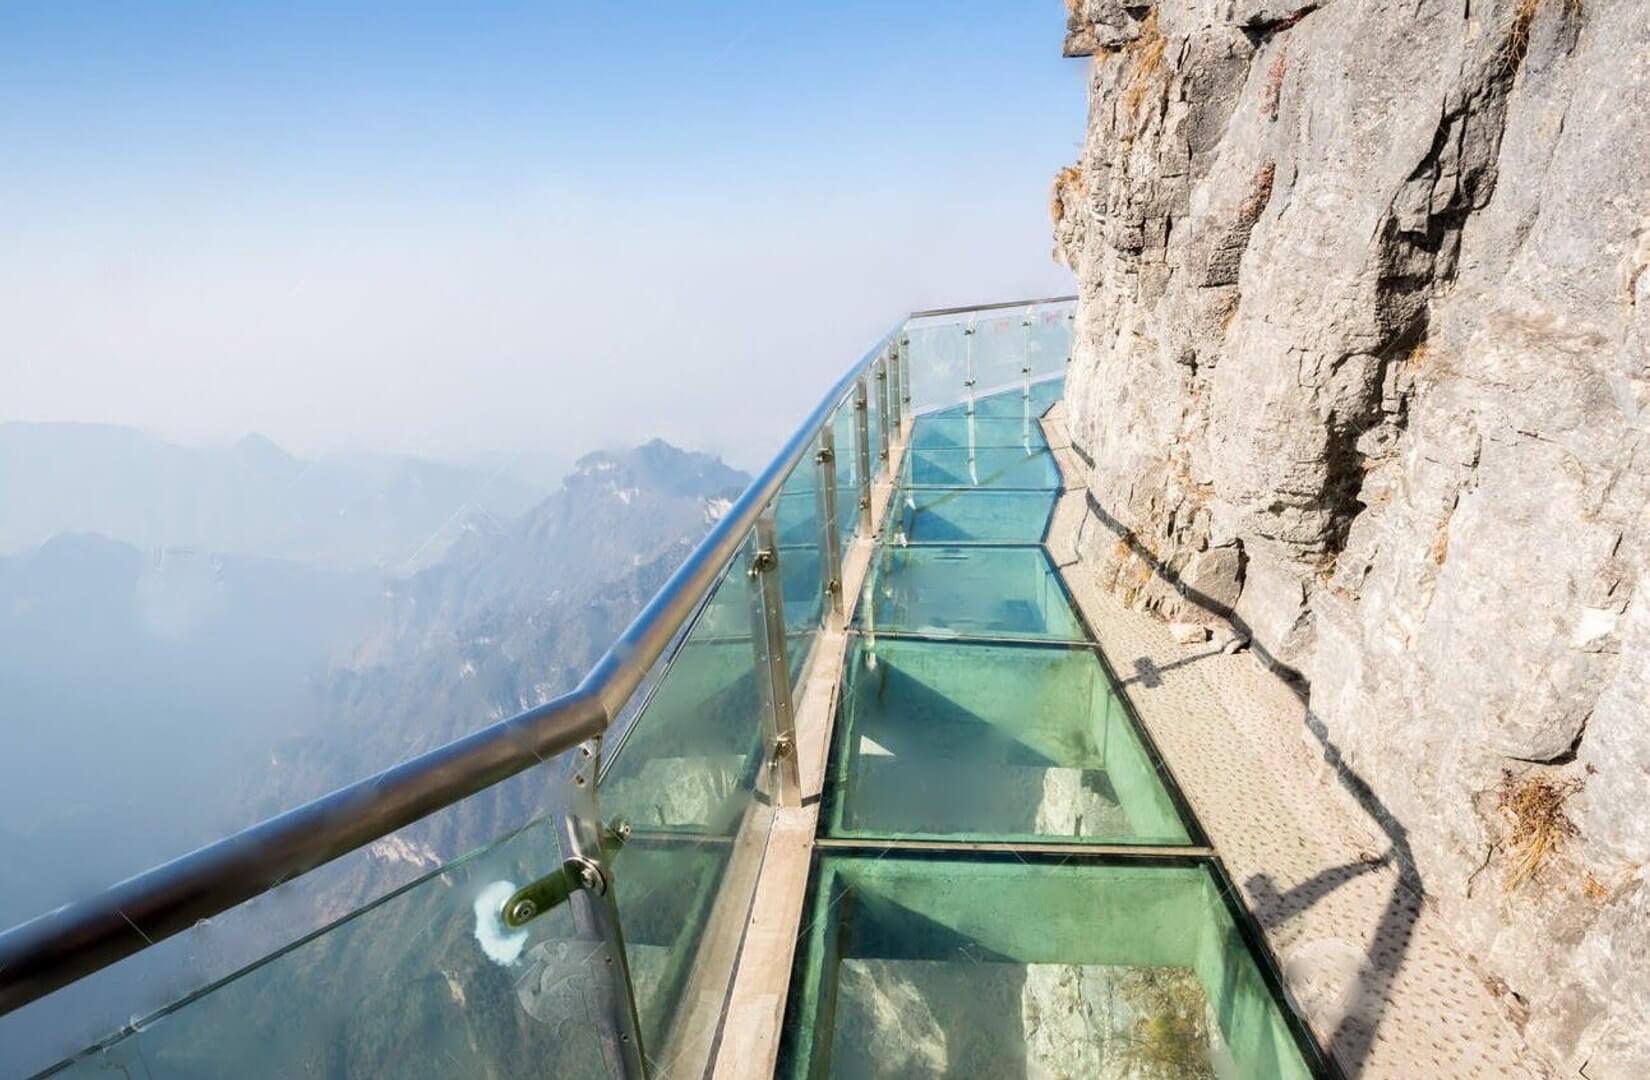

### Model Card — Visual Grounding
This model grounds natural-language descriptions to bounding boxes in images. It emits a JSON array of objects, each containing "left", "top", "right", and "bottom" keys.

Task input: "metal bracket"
[
  {"left": 548, "top": 738, "right": 649, "bottom": 1079},
  {"left": 503, "top": 820, "right": 631, "bottom": 928}
]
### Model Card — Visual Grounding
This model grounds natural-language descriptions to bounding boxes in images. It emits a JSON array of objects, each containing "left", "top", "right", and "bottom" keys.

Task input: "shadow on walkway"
[{"left": 1082, "top": 493, "right": 1424, "bottom": 1078}]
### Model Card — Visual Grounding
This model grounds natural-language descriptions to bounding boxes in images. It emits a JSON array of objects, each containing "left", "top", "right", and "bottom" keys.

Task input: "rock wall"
[{"left": 1054, "top": 0, "right": 1649, "bottom": 1074}]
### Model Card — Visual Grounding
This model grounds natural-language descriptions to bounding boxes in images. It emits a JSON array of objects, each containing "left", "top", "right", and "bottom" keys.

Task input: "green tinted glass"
[
  {"left": 907, "top": 416, "right": 1046, "bottom": 452},
  {"left": 782, "top": 855, "right": 1314, "bottom": 1080},
  {"left": 926, "top": 378, "right": 1066, "bottom": 421},
  {"left": 59, "top": 818, "right": 614, "bottom": 1079},
  {"left": 600, "top": 532, "right": 778, "bottom": 1067},
  {"left": 902, "top": 447, "right": 1060, "bottom": 490},
  {"left": 825, "top": 639, "right": 1191, "bottom": 845},
  {"left": 773, "top": 442, "right": 826, "bottom": 689},
  {"left": 857, "top": 546, "right": 1085, "bottom": 642},
  {"left": 831, "top": 400, "right": 862, "bottom": 549},
  {"left": 883, "top": 488, "right": 1056, "bottom": 545}
]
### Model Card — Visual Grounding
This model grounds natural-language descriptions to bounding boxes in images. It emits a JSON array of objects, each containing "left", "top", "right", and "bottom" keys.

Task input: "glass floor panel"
[
  {"left": 824, "top": 639, "right": 1191, "bottom": 845},
  {"left": 902, "top": 447, "right": 1061, "bottom": 490},
  {"left": 884, "top": 488, "right": 1056, "bottom": 545},
  {"left": 780, "top": 854, "right": 1317, "bottom": 1079},
  {"left": 925, "top": 378, "right": 1066, "bottom": 421},
  {"left": 857, "top": 546, "right": 1086, "bottom": 641},
  {"left": 906, "top": 417, "right": 1048, "bottom": 452}
]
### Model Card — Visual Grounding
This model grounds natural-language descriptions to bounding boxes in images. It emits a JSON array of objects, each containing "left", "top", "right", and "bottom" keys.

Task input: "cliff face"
[{"left": 1055, "top": 0, "right": 1649, "bottom": 1073}]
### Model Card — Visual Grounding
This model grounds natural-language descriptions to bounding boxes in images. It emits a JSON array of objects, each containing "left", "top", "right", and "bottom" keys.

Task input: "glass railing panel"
[
  {"left": 774, "top": 439, "right": 826, "bottom": 690},
  {"left": 1028, "top": 305, "right": 1075, "bottom": 380},
  {"left": 901, "top": 446, "right": 1061, "bottom": 491},
  {"left": 856, "top": 545, "right": 1086, "bottom": 642},
  {"left": 966, "top": 311, "right": 1030, "bottom": 399},
  {"left": 902, "top": 320, "right": 967, "bottom": 416},
  {"left": 823, "top": 638, "right": 1192, "bottom": 845},
  {"left": 830, "top": 398, "right": 861, "bottom": 550},
  {"left": 780, "top": 854, "right": 1316, "bottom": 1079},
  {"left": 906, "top": 416, "right": 1046, "bottom": 453},
  {"left": 1030, "top": 375, "right": 1068, "bottom": 416},
  {"left": 924, "top": 377, "right": 1066, "bottom": 421},
  {"left": 56, "top": 814, "right": 615, "bottom": 1079},
  {"left": 866, "top": 367, "right": 885, "bottom": 484},
  {"left": 883, "top": 486, "right": 1056, "bottom": 547},
  {"left": 598, "top": 531, "right": 779, "bottom": 1073}
]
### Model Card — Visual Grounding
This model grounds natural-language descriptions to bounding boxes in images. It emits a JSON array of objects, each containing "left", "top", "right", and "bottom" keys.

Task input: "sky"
[{"left": 0, "top": 1, "right": 1085, "bottom": 473}]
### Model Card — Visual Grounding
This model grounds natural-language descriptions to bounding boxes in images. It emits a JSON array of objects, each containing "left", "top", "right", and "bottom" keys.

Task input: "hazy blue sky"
[{"left": 0, "top": 2, "right": 1084, "bottom": 470}]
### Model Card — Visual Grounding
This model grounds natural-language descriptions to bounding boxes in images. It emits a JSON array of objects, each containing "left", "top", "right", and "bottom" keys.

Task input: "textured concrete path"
[{"left": 1042, "top": 403, "right": 1543, "bottom": 1079}]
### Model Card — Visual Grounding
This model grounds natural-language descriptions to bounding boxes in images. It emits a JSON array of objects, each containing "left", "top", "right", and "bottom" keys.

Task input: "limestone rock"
[
  {"left": 1055, "top": 0, "right": 1650, "bottom": 1072},
  {"left": 1169, "top": 621, "right": 1211, "bottom": 644}
]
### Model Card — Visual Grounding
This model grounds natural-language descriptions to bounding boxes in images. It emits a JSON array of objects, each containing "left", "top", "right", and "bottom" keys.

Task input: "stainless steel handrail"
[
  {"left": 909, "top": 293, "right": 1075, "bottom": 319},
  {"left": 0, "top": 294, "right": 1070, "bottom": 1019},
  {"left": 0, "top": 315, "right": 915, "bottom": 1017}
]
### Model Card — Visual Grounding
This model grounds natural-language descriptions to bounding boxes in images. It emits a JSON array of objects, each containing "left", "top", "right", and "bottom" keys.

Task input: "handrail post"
[
  {"left": 1022, "top": 307, "right": 1035, "bottom": 442},
  {"left": 853, "top": 378, "right": 873, "bottom": 534},
  {"left": 815, "top": 422, "right": 844, "bottom": 621},
  {"left": 899, "top": 332, "right": 912, "bottom": 421},
  {"left": 874, "top": 353, "right": 891, "bottom": 471},
  {"left": 552, "top": 739, "right": 649, "bottom": 1080},
  {"left": 1022, "top": 306, "right": 1035, "bottom": 400},
  {"left": 887, "top": 339, "right": 903, "bottom": 438},
  {"left": 749, "top": 514, "right": 800, "bottom": 806},
  {"left": 963, "top": 317, "right": 977, "bottom": 416}
]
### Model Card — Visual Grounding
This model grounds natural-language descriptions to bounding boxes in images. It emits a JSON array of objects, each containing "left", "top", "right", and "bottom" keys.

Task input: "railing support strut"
[
  {"left": 853, "top": 378, "right": 873, "bottom": 534},
  {"left": 750, "top": 514, "right": 801, "bottom": 807},
  {"left": 816, "top": 427, "right": 844, "bottom": 622},
  {"left": 551, "top": 738, "right": 650, "bottom": 1079}
]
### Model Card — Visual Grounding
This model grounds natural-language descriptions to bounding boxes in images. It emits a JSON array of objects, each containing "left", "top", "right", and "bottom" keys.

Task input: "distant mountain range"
[
  {"left": 0, "top": 421, "right": 555, "bottom": 571},
  {"left": 0, "top": 427, "right": 750, "bottom": 1076}
]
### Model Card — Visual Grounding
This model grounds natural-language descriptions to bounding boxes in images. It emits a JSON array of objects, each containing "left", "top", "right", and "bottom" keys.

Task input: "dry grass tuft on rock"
[
  {"left": 1498, "top": 771, "right": 1583, "bottom": 893},
  {"left": 1504, "top": 0, "right": 1584, "bottom": 74},
  {"left": 1051, "top": 164, "right": 1086, "bottom": 227},
  {"left": 1122, "top": 13, "right": 1168, "bottom": 118}
]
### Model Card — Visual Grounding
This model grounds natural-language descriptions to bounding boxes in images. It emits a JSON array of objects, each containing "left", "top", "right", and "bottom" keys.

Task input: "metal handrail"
[
  {"left": 0, "top": 300, "right": 969, "bottom": 1016},
  {"left": 0, "top": 294, "right": 1073, "bottom": 1019},
  {"left": 909, "top": 293, "right": 1075, "bottom": 319}
]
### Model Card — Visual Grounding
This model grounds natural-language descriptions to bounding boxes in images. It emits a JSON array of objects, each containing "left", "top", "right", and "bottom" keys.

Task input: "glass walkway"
[
  {"left": 2, "top": 300, "right": 1329, "bottom": 1078},
  {"left": 782, "top": 377, "right": 1317, "bottom": 1078}
]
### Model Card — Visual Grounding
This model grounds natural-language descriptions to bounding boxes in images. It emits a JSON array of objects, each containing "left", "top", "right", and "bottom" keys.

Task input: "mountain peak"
[
  {"left": 231, "top": 432, "right": 297, "bottom": 463},
  {"left": 567, "top": 440, "right": 747, "bottom": 500}
]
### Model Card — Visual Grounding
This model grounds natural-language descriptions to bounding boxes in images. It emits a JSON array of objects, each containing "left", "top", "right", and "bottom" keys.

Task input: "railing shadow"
[
  {"left": 1118, "top": 647, "right": 1224, "bottom": 689},
  {"left": 1079, "top": 493, "right": 1422, "bottom": 1078}
]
